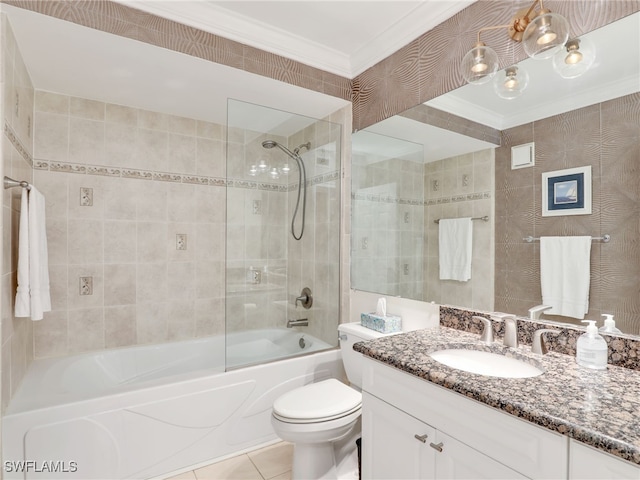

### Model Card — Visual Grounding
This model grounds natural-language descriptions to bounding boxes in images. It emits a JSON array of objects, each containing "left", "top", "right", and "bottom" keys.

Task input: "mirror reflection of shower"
[{"left": 262, "top": 140, "right": 310, "bottom": 240}]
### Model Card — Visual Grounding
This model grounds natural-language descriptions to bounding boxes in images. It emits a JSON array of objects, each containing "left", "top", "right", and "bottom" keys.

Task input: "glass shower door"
[{"left": 225, "top": 99, "right": 342, "bottom": 370}]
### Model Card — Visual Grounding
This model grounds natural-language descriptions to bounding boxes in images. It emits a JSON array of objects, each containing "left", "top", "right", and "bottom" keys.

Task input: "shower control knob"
[{"left": 295, "top": 287, "right": 313, "bottom": 309}]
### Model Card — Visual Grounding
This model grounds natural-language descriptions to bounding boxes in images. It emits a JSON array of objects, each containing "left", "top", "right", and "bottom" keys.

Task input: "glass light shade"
[
  {"left": 552, "top": 37, "right": 596, "bottom": 79},
  {"left": 269, "top": 167, "right": 279, "bottom": 179},
  {"left": 281, "top": 163, "right": 291, "bottom": 174},
  {"left": 257, "top": 158, "right": 268, "bottom": 171},
  {"left": 460, "top": 43, "right": 499, "bottom": 84},
  {"left": 493, "top": 65, "right": 529, "bottom": 100},
  {"left": 248, "top": 164, "right": 258, "bottom": 176},
  {"left": 522, "top": 11, "right": 569, "bottom": 59}
]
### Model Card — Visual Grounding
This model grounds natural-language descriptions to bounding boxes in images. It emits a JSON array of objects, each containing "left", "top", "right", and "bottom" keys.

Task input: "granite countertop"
[{"left": 354, "top": 326, "right": 640, "bottom": 466}]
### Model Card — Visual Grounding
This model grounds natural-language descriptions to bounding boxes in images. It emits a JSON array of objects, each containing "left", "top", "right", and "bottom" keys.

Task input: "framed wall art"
[{"left": 542, "top": 166, "right": 592, "bottom": 217}]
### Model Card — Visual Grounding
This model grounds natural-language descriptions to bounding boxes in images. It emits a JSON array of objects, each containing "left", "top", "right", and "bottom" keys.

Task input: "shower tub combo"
[{"left": 3, "top": 329, "right": 341, "bottom": 479}]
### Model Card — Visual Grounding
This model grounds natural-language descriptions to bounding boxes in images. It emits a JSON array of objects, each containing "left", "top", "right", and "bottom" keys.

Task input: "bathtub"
[{"left": 3, "top": 329, "right": 342, "bottom": 479}]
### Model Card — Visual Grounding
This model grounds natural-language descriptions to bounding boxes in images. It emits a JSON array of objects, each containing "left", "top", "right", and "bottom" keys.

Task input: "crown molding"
[{"left": 115, "top": 1, "right": 474, "bottom": 79}]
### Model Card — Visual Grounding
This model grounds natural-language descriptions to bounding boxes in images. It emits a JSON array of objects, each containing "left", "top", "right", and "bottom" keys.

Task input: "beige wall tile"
[
  {"left": 104, "top": 264, "right": 136, "bottom": 306},
  {"left": 67, "top": 308, "right": 105, "bottom": 354},
  {"left": 70, "top": 97, "right": 105, "bottom": 121},
  {"left": 104, "top": 305, "right": 137, "bottom": 348},
  {"left": 68, "top": 219, "right": 104, "bottom": 264},
  {"left": 34, "top": 111, "right": 69, "bottom": 161},
  {"left": 104, "top": 220, "right": 137, "bottom": 263}
]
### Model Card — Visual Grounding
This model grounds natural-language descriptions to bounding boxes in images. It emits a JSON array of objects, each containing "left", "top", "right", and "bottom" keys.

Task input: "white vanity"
[{"left": 356, "top": 326, "right": 640, "bottom": 479}]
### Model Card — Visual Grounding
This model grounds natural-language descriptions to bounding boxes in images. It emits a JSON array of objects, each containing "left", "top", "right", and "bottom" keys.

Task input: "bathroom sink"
[{"left": 429, "top": 349, "right": 543, "bottom": 378}]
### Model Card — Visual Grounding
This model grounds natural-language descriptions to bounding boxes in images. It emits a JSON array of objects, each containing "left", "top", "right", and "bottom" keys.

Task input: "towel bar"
[
  {"left": 3, "top": 176, "right": 30, "bottom": 190},
  {"left": 434, "top": 215, "right": 489, "bottom": 224},
  {"left": 523, "top": 234, "right": 610, "bottom": 243}
]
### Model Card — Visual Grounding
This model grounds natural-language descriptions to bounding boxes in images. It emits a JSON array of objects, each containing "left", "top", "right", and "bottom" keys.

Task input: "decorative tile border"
[
  {"left": 34, "top": 158, "right": 340, "bottom": 192},
  {"left": 352, "top": 191, "right": 491, "bottom": 207},
  {"left": 4, "top": 121, "right": 32, "bottom": 166}
]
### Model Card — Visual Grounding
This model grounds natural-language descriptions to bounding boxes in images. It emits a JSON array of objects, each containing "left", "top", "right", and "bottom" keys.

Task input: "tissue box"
[{"left": 361, "top": 312, "right": 402, "bottom": 334}]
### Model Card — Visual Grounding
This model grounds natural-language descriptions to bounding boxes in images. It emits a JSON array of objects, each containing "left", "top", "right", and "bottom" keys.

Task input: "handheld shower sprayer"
[{"left": 261, "top": 139, "right": 309, "bottom": 241}]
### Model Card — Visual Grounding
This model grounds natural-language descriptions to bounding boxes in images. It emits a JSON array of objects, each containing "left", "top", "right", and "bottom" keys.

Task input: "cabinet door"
[
  {"left": 362, "top": 392, "right": 436, "bottom": 479},
  {"left": 570, "top": 440, "right": 640, "bottom": 479},
  {"left": 433, "top": 431, "right": 527, "bottom": 480}
]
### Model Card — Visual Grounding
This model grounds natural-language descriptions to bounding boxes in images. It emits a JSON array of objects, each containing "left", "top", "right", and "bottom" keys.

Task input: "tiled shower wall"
[
  {"left": 423, "top": 149, "right": 494, "bottom": 312},
  {"left": 1, "top": 15, "right": 35, "bottom": 412},
  {"left": 32, "top": 91, "right": 227, "bottom": 358},
  {"left": 495, "top": 93, "right": 640, "bottom": 335}
]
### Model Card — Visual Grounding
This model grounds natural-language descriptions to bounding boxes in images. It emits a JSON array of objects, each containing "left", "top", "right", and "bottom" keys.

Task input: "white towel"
[
  {"left": 540, "top": 236, "right": 591, "bottom": 320},
  {"left": 439, "top": 218, "right": 473, "bottom": 282},
  {"left": 14, "top": 188, "right": 30, "bottom": 317},
  {"left": 14, "top": 186, "right": 51, "bottom": 320}
]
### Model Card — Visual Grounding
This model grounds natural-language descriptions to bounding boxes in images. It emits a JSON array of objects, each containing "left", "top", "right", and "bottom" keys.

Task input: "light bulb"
[
  {"left": 460, "top": 42, "right": 498, "bottom": 85},
  {"left": 248, "top": 165, "right": 258, "bottom": 176},
  {"left": 523, "top": 11, "right": 569, "bottom": 59},
  {"left": 281, "top": 163, "right": 291, "bottom": 174},
  {"left": 493, "top": 65, "right": 529, "bottom": 100},
  {"left": 257, "top": 158, "right": 268, "bottom": 171},
  {"left": 269, "top": 167, "right": 279, "bottom": 179},
  {"left": 564, "top": 39, "right": 583, "bottom": 64},
  {"left": 553, "top": 37, "right": 596, "bottom": 79}
]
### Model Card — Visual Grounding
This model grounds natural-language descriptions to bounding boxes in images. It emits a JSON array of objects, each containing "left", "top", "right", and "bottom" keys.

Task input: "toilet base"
[
  {"left": 291, "top": 421, "right": 360, "bottom": 480},
  {"left": 272, "top": 413, "right": 361, "bottom": 480}
]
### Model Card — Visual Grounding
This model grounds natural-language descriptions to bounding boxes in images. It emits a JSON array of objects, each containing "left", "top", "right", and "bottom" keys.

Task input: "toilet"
[{"left": 271, "top": 322, "right": 395, "bottom": 479}]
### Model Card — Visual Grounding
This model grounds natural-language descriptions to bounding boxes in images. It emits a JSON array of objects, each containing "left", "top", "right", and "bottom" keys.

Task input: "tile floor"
[{"left": 166, "top": 442, "right": 293, "bottom": 480}]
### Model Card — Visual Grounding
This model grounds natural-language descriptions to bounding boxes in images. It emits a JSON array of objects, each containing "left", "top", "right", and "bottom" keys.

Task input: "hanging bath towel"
[
  {"left": 438, "top": 218, "right": 473, "bottom": 282},
  {"left": 540, "top": 236, "right": 591, "bottom": 320},
  {"left": 15, "top": 186, "right": 51, "bottom": 320}
]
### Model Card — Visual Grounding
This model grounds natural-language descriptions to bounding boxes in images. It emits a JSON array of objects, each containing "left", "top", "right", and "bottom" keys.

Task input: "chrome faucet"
[
  {"left": 474, "top": 316, "right": 496, "bottom": 345},
  {"left": 287, "top": 318, "right": 309, "bottom": 328},
  {"left": 528, "top": 304, "right": 553, "bottom": 320},
  {"left": 532, "top": 329, "right": 560, "bottom": 355}
]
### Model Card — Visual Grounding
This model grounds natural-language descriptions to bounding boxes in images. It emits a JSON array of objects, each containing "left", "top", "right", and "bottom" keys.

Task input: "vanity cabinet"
[
  {"left": 362, "top": 393, "right": 526, "bottom": 479},
  {"left": 362, "top": 357, "right": 568, "bottom": 479},
  {"left": 569, "top": 440, "right": 640, "bottom": 479}
]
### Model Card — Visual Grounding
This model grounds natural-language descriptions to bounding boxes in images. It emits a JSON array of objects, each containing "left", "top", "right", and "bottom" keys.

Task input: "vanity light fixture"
[
  {"left": 493, "top": 65, "right": 529, "bottom": 99},
  {"left": 552, "top": 37, "right": 596, "bottom": 79},
  {"left": 460, "top": 0, "right": 569, "bottom": 86}
]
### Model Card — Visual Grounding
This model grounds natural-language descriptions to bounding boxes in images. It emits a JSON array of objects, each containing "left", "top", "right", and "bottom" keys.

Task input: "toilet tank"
[{"left": 338, "top": 322, "right": 397, "bottom": 390}]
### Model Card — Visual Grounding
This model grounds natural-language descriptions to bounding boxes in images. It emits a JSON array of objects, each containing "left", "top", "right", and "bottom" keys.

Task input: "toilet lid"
[{"left": 273, "top": 378, "right": 362, "bottom": 422}]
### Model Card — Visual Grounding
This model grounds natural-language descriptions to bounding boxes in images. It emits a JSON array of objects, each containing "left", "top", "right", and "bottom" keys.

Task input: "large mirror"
[{"left": 352, "top": 12, "right": 640, "bottom": 335}]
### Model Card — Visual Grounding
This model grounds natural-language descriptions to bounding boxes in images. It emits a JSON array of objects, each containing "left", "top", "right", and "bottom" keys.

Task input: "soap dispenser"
[
  {"left": 599, "top": 314, "right": 622, "bottom": 334},
  {"left": 576, "top": 320, "right": 608, "bottom": 370}
]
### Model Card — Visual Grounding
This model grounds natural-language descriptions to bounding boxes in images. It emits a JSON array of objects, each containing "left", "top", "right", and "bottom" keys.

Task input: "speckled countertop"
[{"left": 354, "top": 326, "right": 640, "bottom": 466}]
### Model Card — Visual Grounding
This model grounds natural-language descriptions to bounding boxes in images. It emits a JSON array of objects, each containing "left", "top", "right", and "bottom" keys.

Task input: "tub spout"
[{"left": 287, "top": 319, "right": 309, "bottom": 328}]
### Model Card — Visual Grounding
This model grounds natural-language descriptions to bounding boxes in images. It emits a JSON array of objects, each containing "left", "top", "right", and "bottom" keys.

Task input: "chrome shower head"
[{"left": 262, "top": 140, "right": 278, "bottom": 149}]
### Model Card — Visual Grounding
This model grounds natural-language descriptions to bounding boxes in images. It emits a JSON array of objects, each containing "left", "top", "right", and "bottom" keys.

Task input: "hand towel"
[
  {"left": 439, "top": 218, "right": 473, "bottom": 282},
  {"left": 14, "top": 188, "right": 30, "bottom": 317},
  {"left": 14, "top": 186, "right": 51, "bottom": 320},
  {"left": 540, "top": 236, "right": 591, "bottom": 319}
]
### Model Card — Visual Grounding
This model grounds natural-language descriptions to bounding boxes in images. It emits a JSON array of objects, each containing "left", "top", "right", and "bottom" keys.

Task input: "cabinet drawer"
[{"left": 363, "top": 358, "right": 568, "bottom": 479}]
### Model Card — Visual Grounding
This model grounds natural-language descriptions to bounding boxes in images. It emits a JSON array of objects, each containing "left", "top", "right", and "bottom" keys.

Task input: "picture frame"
[{"left": 541, "top": 166, "right": 592, "bottom": 217}]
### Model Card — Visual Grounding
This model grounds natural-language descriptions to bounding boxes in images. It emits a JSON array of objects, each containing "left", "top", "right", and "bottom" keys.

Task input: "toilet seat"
[{"left": 273, "top": 378, "right": 362, "bottom": 424}]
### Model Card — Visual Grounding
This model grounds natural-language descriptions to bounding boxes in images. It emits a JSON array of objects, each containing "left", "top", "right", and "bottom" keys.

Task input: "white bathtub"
[{"left": 3, "top": 329, "right": 342, "bottom": 479}]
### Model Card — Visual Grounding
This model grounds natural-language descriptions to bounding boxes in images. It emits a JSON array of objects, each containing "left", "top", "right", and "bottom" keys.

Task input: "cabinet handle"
[
  {"left": 414, "top": 434, "right": 428, "bottom": 443},
  {"left": 429, "top": 442, "right": 444, "bottom": 452}
]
